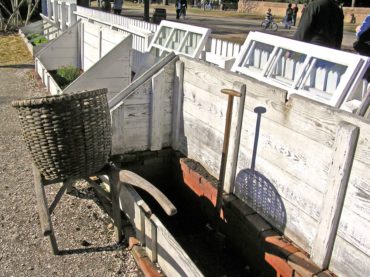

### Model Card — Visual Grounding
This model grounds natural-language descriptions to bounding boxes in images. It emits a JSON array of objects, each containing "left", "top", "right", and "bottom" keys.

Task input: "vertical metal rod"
[{"left": 251, "top": 107, "right": 266, "bottom": 171}]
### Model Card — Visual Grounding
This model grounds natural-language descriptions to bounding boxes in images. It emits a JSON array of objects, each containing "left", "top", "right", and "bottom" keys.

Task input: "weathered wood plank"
[
  {"left": 181, "top": 56, "right": 287, "bottom": 104},
  {"left": 312, "top": 122, "right": 359, "bottom": 268},
  {"left": 36, "top": 22, "right": 79, "bottom": 70},
  {"left": 236, "top": 149, "right": 322, "bottom": 222},
  {"left": 150, "top": 69, "right": 165, "bottom": 151},
  {"left": 239, "top": 107, "right": 332, "bottom": 193},
  {"left": 109, "top": 53, "right": 178, "bottom": 110},
  {"left": 150, "top": 215, "right": 204, "bottom": 276},
  {"left": 344, "top": 161, "right": 370, "bottom": 221},
  {"left": 330, "top": 236, "right": 370, "bottom": 277},
  {"left": 32, "top": 165, "right": 59, "bottom": 254},
  {"left": 65, "top": 35, "right": 132, "bottom": 98},
  {"left": 337, "top": 207, "right": 370, "bottom": 257},
  {"left": 108, "top": 167, "right": 123, "bottom": 242},
  {"left": 183, "top": 81, "right": 228, "bottom": 133},
  {"left": 145, "top": 216, "right": 157, "bottom": 262}
]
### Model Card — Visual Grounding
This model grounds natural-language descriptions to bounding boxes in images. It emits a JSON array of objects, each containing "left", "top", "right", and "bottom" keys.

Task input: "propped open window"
[
  {"left": 148, "top": 20, "right": 210, "bottom": 59},
  {"left": 232, "top": 32, "right": 370, "bottom": 109}
]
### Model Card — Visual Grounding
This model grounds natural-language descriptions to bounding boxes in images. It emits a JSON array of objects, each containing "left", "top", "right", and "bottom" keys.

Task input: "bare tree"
[
  {"left": 0, "top": 0, "right": 40, "bottom": 31},
  {"left": 239, "top": 0, "right": 257, "bottom": 13}
]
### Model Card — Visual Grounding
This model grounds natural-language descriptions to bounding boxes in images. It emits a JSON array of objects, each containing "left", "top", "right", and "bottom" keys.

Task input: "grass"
[{"left": 0, "top": 34, "right": 33, "bottom": 65}]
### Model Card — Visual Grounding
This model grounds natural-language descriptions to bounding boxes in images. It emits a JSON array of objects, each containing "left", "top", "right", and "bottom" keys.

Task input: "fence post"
[
  {"left": 311, "top": 121, "right": 359, "bottom": 268},
  {"left": 59, "top": 1, "right": 66, "bottom": 31}
]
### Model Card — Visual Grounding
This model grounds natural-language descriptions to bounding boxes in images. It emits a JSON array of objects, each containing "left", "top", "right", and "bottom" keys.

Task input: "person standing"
[
  {"left": 113, "top": 0, "right": 123, "bottom": 15},
  {"left": 292, "top": 3, "right": 299, "bottom": 26},
  {"left": 293, "top": 0, "right": 343, "bottom": 49},
  {"left": 353, "top": 14, "right": 370, "bottom": 56},
  {"left": 180, "top": 0, "right": 187, "bottom": 19},
  {"left": 284, "top": 4, "right": 293, "bottom": 29},
  {"left": 175, "top": 0, "right": 181, "bottom": 20}
]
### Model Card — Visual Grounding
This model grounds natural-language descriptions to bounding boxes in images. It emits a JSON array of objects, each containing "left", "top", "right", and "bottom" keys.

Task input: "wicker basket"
[{"left": 12, "top": 89, "right": 111, "bottom": 180}]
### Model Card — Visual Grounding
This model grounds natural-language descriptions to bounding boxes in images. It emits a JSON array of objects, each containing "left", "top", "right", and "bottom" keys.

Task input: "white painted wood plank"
[
  {"left": 172, "top": 60, "right": 184, "bottom": 151},
  {"left": 338, "top": 207, "right": 370, "bottom": 257},
  {"left": 150, "top": 69, "right": 165, "bottom": 151},
  {"left": 65, "top": 35, "right": 132, "bottom": 99},
  {"left": 311, "top": 122, "right": 359, "bottom": 268},
  {"left": 239, "top": 107, "right": 332, "bottom": 194},
  {"left": 36, "top": 22, "right": 79, "bottom": 70},
  {"left": 330, "top": 236, "right": 370, "bottom": 277},
  {"left": 150, "top": 215, "right": 204, "bottom": 277},
  {"left": 344, "top": 161, "right": 370, "bottom": 221},
  {"left": 145, "top": 215, "right": 157, "bottom": 262},
  {"left": 235, "top": 147, "right": 322, "bottom": 222}
]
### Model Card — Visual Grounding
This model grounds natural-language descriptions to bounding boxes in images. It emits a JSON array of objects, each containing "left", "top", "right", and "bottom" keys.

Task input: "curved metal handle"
[{"left": 119, "top": 170, "right": 177, "bottom": 216}]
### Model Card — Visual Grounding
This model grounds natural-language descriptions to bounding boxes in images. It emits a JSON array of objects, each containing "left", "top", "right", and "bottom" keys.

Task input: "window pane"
[
  {"left": 301, "top": 59, "right": 347, "bottom": 99},
  {"left": 154, "top": 26, "right": 172, "bottom": 47},
  {"left": 167, "top": 29, "right": 187, "bottom": 51},
  {"left": 179, "top": 32, "right": 202, "bottom": 55},
  {"left": 268, "top": 49, "right": 307, "bottom": 86},
  {"left": 239, "top": 41, "right": 274, "bottom": 73}
]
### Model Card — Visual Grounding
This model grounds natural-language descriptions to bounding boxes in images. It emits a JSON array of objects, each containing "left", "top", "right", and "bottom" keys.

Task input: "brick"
[
  {"left": 180, "top": 161, "right": 204, "bottom": 196},
  {"left": 263, "top": 234, "right": 299, "bottom": 259},
  {"left": 265, "top": 252, "right": 294, "bottom": 277},
  {"left": 287, "top": 251, "right": 322, "bottom": 277},
  {"left": 180, "top": 158, "right": 190, "bottom": 174},
  {"left": 201, "top": 177, "right": 217, "bottom": 206}
]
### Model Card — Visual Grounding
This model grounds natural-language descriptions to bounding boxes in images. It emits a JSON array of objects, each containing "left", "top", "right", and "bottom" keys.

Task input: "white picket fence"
[{"left": 44, "top": 0, "right": 77, "bottom": 30}]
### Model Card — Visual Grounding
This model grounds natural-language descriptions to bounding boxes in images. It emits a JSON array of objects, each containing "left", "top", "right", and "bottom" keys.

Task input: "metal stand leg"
[
  {"left": 32, "top": 164, "right": 59, "bottom": 255},
  {"left": 108, "top": 167, "right": 123, "bottom": 242}
]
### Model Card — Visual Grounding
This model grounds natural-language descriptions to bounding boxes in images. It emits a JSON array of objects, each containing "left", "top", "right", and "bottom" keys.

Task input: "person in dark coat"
[
  {"left": 284, "top": 3, "right": 293, "bottom": 29},
  {"left": 293, "top": 0, "right": 343, "bottom": 49}
]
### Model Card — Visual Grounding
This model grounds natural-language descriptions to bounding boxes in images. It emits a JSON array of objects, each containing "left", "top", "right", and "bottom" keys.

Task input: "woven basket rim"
[{"left": 11, "top": 88, "right": 108, "bottom": 108}]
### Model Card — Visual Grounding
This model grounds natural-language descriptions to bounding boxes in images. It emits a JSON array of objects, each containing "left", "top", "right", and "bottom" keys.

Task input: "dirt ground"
[{"left": 0, "top": 34, "right": 140, "bottom": 277}]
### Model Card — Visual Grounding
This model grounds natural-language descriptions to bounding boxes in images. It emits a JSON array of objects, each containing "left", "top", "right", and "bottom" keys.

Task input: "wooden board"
[
  {"left": 312, "top": 122, "right": 359, "bottom": 268},
  {"left": 150, "top": 215, "right": 204, "bottom": 277},
  {"left": 36, "top": 22, "right": 79, "bottom": 70},
  {"left": 64, "top": 35, "right": 132, "bottom": 99},
  {"left": 330, "top": 236, "right": 370, "bottom": 277},
  {"left": 83, "top": 22, "right": 101, "bottom": 70},
  {"left": 343, "top": 161, "right": 370, "bottom": 222}
]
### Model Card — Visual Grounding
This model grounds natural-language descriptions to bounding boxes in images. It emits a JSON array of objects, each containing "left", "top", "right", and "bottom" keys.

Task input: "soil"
[{"left": 0, "top": 34, "right": 140, "bottom": 277}]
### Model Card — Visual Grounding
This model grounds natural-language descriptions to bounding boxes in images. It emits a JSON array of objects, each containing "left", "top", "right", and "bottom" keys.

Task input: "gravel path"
[{"left": 0, "top": 64, "right": 140, "bottom": 276}]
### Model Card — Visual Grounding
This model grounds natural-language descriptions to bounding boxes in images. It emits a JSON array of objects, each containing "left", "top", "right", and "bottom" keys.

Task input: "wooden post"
[
  {"left": 108, "top": 167, "right": 123, "bottom": 242},
  {"left": 32, "top": 164, "right": 59, "bottom": 255},
  {"left": 68, "top": 3, "right": 77, "bottom": 26},
  {"left": 150, "top": 69, "right": 165, "bottom": 151},
  {"left": 145, "top": 215, "right": 158, "bottom": 262},
  {"left": 60, "top": 1, "right": 66, "bottom": 31},
  {"left": 172, "top": 60, "right": 184, "bottom": 150},
  {"left": 311, "top": 121, "right": 359, "bottom": 268},
  {"left": 47, "top": 0, "right": 52, "bottom": 19},
  {"left": 224, "top": 82, "right": 246, "bottom": 194},
  {"left": 52, "top": 0, "right": 58, "bottom": 24}
]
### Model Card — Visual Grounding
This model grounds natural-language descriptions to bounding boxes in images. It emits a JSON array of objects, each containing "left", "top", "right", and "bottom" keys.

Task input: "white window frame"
[
  {"left": 148, "top": 20, "right": 211, "bottom": 59},
  {"left": 231, "top": 32, "right": 370, "bottom": 108}
]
